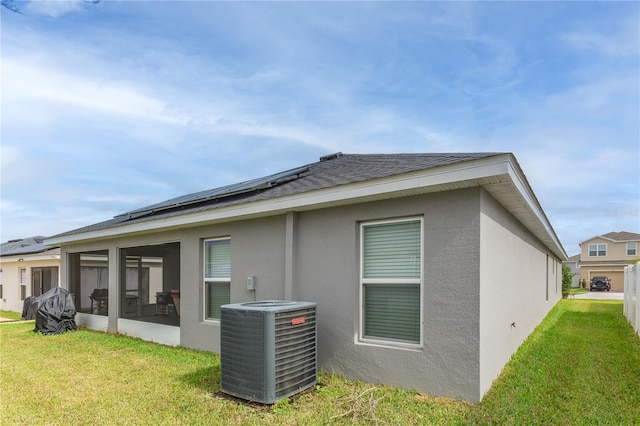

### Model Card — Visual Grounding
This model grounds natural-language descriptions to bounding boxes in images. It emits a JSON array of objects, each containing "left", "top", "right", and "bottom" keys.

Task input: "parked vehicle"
[{"left": 590, "top": 276, "right": 611, "bottom": 292}]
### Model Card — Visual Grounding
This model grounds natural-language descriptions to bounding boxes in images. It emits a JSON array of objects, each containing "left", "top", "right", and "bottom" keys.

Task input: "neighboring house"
[
  {"left": 0, "top": 237, "right": 164, "bottom": 316},
  {"left": 0, "top": 236, "right": 60, "bottom": 313},
  {"left": 577, "top": 231, "right": 640, "bottom": 292},
  {"left": 563, "top": 254, "right": 582, "bottom": 288},
  {"left": 46, "top": 152, "right": 566, "bottom": 403}
]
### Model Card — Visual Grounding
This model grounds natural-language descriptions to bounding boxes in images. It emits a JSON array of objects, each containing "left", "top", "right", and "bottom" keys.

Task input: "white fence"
[{"left": 623, "top": 264, "right": 640, "bottom": 335}]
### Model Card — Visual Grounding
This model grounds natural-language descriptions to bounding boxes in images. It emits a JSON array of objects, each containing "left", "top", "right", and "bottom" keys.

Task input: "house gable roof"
[
  {"left": 1, "top": 236, "right": 57, "bottom": 257},
  {"left": 46, "top": 152, "right": 567, "bottom": 260},
  {"left": 565, "top": 254, "right": 581, "bottom": 262},
  {"left": 579, "top": 231, "right": 640, "bottom": 245}
]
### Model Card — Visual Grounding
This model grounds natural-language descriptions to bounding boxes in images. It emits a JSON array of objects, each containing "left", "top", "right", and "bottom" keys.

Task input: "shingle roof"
[
  {"left": 0, "top": 236, "right": 57, "bottom": 257},
  {"left": 50, "top": 152, "right": 503, "bottom": 239},
  {"left": 600, "top": 231, "right": 640, "bottom": 242}
]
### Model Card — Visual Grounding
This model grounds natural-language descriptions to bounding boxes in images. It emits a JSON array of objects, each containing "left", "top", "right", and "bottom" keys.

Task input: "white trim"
[
  {"left": 579, "top": 235, "right": 640, "bottom": 245},
  {"left": 358, "top": 217, "right": 424, "bottom": 349},
  {"left": 0, "top": 252, "right": 61, "bottom": 263}
]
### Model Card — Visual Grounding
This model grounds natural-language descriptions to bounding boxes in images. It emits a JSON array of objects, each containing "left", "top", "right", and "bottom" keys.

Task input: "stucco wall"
[
  {"left": 294, "top": 188, "right": 482, "bottom": 402},
  {"left": 178, "top": 215, "right": 287, "bottom": 351},
  {"left": 60, "top": 216, "right": 288, "bottom": 352},
  {"left": 581, "top": 237, "right": 638, "bottom": 261},
  {"left": 55, "top": 186, "right": 562, "bottom": 403},
  {"left": 479, "top": 190, "right": 562, "bottom": 400}
]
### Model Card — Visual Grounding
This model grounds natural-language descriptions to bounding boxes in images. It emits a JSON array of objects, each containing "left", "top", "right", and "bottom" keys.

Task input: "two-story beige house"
[{"left": 578, "top": 231, "right": 640, "bottom": 292}]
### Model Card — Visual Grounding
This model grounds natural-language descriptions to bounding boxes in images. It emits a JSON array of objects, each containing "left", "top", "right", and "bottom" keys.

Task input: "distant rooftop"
[
  {"left": 600, "top": 231, "right": 640, "bottom": 242},
  {"left": 580, "top": 231, "right": 640, "bottom": 244},
  {"left": 0, "top": 236, "right": 57, "bottom": 257}
]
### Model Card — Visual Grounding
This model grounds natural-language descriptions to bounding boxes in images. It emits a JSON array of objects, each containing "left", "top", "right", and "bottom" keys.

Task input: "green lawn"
[
  {"left": 0, "top": 309, "right": 23, "bottom": 321},
  {"left": 1, "top": 300, "right": 639, "bottom": 425}
]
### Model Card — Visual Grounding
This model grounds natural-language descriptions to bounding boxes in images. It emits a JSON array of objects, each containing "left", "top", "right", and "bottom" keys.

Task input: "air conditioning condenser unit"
[{"left": 220, "top": 300, "right": 317, "bottom": 404}]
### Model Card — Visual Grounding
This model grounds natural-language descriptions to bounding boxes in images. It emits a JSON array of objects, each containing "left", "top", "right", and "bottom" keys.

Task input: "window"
[
  {"left": 360, "top": 218, "right": 422, "bottom": 346},
  {"left": 627, "top": 242, "right": 637, "bottom": 256},
  {"left": 588, "top": 244, "right": 606, "bottom": 257},
  {"left": 19, "top": 268, "right": 27, "bottom": 300},
  {"left": 204, "top": 238, "right": 231, "bottom": 320}
]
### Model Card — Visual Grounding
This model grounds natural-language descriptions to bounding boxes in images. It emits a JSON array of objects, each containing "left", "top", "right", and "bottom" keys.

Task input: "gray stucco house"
[{"left": 47, "top": 152, "right": 566, "bottom": 402}]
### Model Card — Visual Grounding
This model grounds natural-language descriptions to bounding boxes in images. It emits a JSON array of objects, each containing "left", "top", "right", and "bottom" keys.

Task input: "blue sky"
[{"left": 1, "top": 1, "right": 638, "bottom": 256}]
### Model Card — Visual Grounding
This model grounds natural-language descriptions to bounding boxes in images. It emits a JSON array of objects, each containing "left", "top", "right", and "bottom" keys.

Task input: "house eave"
[
  {"left": 0, "top": 249, "right": 61, "bottom": 263},
  {"left": 579, "top": 235, "right": 640, "bottom": 245},
  {"left": 46, "top": 154, "right": 566, "bottom": 260}
]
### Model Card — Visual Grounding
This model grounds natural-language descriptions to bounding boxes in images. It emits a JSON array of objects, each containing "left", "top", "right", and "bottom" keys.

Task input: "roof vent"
[{"left": 319, "top": 152, "right": 343, "bottom": 162}]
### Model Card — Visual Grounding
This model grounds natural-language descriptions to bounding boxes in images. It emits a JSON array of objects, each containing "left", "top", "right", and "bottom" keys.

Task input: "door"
[{"left": 32, "top": 267, "right": 59, "bottom": 296}]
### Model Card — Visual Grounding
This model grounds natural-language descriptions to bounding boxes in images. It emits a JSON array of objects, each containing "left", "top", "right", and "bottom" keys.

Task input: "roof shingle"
[{"left": 49, "top": 152, "right": 504, "bottom": 239}]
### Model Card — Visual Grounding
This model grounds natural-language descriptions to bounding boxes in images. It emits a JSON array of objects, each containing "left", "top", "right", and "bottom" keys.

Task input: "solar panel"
[{"left": 117, "top": 166, "right": 309, "bottom": 220}]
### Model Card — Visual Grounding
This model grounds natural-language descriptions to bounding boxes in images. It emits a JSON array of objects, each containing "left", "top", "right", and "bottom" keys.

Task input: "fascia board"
[
  {"left": 0, "top": 253, "right": 61, "bottom": 263},
  {"left": 576, "top": 235, "right": 640, "bottom": 245},
  {"left": 579, "top": 235, "right": 614, "bottom": 245}
]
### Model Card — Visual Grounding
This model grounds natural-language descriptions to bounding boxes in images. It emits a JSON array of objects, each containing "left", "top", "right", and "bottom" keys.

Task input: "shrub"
[{"left": 562, "top": 265, "right": 572, "bottom": 298}]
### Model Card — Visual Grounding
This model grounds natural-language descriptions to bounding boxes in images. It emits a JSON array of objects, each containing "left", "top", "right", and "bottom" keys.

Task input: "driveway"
[{"left": 573, "top": 291, "right": 624, "bottom": 300}]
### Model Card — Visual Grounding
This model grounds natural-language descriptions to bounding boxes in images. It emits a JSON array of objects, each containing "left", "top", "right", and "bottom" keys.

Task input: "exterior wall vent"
[{"left": 220, "top": 300, "right": 317, "bottom": 404}]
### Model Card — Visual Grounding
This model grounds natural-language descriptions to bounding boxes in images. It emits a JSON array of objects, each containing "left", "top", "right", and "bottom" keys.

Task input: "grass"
[
  {"left": 1, "top": 300, "right": 639, "bottom": 425},
  {"left": 0, "top": 309, "right": 23, "bottom": 321}
]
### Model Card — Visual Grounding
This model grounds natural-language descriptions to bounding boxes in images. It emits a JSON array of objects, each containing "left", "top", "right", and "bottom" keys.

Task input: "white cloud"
[
  {"left": 1, "top": 1, "right": 638, "bottom": 249},
  {"left": 0, "top": 145, "right": 22, "bottom": 170},
  {"left": 24, "top": 0, "right": 96, "bottom": 18},
  {"left": 4, "top": 58, "right": 190, "bottom": 125},
  {"left": 561, "top": 16, "right": 639, "bottom": 58}
]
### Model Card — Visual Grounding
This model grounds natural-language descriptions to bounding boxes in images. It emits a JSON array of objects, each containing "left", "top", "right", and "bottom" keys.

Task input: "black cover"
[
  {"left": 27, "top": 287, "right": 77, "bottom": 335},
  {"left": 21, "top": 296, "right": 38, "bottom": 320}
]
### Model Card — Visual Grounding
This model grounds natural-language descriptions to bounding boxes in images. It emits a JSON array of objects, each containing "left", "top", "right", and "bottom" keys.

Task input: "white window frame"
[
  {"left": 626, "top": 242, "right": 637, "bottom": 256},
  {"left": 588, "top": 244, "right": 607, "bottom": 257},
  {"left": 19, "top": 268, "right": 26, "bottom": 284},
  {"left": 358, "top": 217, "right": 424, "bottom": 350},
  {"left": 203, "top": 237, "right": 231, "bottom": 322}
]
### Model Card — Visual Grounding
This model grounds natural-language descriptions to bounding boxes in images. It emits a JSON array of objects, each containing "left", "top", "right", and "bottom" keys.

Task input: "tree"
[{"left": 562, "top": 265, "right": 572, "bottom": 298}]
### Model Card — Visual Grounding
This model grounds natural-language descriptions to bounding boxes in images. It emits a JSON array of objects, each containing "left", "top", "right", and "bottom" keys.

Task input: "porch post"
[{"left": 107, "top": 246, "right": 119, "bottom": 333}]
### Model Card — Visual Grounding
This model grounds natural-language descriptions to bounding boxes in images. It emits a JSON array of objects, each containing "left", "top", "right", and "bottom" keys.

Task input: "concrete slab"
[{"left": 573, "top": 291, "right": 624, "bottom": 300}]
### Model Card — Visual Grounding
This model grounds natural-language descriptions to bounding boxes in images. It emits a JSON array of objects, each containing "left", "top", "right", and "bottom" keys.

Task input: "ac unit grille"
[
  {"left": 274, "top": 308, "right": 316, "bottom": 398},
  {"left": 220, "top": 301, "right": 317, "bottom": 404},
  {"left": 220, "top": 309, "right": 266, "bottom": 398}
]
